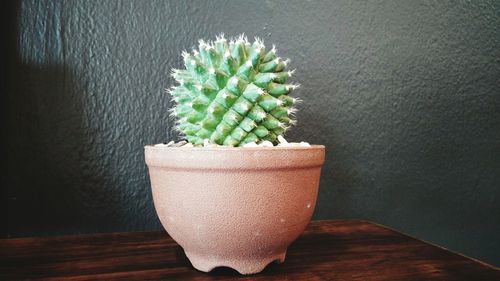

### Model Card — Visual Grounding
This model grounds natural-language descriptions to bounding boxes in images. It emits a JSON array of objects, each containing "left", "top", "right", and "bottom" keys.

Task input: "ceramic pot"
[{"left": 144, "top": 145, "right": 325, "bottom": 274}]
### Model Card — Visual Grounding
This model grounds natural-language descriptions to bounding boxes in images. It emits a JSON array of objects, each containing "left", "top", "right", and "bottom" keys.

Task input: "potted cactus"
[{"left": 145, "top": 35, "right": 325, "bottom": 274}]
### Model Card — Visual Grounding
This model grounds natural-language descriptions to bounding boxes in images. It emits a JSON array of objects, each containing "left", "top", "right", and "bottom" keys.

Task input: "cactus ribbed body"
[{"left": 169, "top": 35, "right": 298, "bottom": 146}]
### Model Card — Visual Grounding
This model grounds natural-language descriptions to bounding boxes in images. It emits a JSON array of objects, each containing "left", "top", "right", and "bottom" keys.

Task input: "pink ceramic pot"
[{"left": 145, "top": 145, "right": 325, "bottom": 274}]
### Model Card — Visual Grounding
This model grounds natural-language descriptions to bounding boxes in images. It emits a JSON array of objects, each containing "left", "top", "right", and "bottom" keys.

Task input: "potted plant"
[{"left": 145, "top": 34, "right": 325, "bottom": 274}]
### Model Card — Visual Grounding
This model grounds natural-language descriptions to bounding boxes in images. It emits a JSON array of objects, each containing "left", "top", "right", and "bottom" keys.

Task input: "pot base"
[{"left": 185, "top": 251, "right": 287, "bottom": 275}]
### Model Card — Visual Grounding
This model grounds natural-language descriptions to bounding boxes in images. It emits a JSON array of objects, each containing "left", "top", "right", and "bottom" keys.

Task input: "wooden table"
[{"left": 1, "top": 220, "right": 498, "bottom": 280}]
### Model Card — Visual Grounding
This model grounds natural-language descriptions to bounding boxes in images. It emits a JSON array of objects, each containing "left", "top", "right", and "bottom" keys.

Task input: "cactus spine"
[{"left": 168, "top": 34, "right": 299, "bottom": 146}]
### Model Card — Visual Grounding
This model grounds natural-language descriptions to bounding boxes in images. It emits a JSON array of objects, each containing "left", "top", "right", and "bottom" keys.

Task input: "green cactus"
[{"left": 168, "top": 34, "right": 299, "bottom": 146}]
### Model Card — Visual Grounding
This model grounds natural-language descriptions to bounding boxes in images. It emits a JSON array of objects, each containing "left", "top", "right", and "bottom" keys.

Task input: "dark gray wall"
[{"left": 6, "top": 0, "right": 500, "bottom": 266}]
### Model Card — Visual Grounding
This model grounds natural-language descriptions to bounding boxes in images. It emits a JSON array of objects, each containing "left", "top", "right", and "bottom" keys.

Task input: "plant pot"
[{"left": 144, "top": 145, "right": 325, "bottom": 274}]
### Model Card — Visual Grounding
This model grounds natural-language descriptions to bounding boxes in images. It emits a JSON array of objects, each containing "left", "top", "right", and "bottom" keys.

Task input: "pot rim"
[
  {"left": 144, "top": 144, "right": 325, "bottom": 151},
  {"left": 145, "top": 144, "right": 326, "bottom": 170}
]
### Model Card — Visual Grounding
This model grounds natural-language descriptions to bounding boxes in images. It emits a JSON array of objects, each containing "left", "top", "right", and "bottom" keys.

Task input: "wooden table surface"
[{"left": 1, "top": 220, "right": 498, "bottom": 280}]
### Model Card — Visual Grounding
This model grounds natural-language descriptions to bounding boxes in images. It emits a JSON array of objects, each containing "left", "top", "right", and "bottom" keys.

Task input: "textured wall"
[{"left": 6, "top": 0, "right": 500, "bottom": 266}]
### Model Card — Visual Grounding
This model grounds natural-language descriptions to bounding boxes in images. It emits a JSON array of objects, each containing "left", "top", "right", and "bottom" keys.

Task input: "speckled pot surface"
[{"left": 145, "top": 145, "right": 325, "bottom": 274}]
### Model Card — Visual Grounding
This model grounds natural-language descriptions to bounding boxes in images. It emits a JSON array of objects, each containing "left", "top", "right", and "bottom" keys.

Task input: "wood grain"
[{"left": 1, "top": 220, "right": 498, "bottom": 280}]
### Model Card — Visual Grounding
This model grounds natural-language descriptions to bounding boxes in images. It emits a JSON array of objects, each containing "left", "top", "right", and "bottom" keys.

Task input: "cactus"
[{"left": 168, "top": 34, "right": 300, "bottom": 146}]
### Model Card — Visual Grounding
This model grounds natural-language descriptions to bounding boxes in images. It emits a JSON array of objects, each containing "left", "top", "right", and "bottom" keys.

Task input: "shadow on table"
[{"left": 174, "top": 232, "right": 345, "bottom": 277}]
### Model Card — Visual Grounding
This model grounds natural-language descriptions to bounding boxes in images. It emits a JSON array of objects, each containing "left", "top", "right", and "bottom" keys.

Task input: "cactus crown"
[{"left": 168, "top": 34, "right": 299, "bottom": 146}]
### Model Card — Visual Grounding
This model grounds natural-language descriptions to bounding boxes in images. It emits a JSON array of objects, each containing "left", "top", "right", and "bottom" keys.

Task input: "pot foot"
[{"left": 185, "top": 251, "right": 287, "bottom": 275}]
